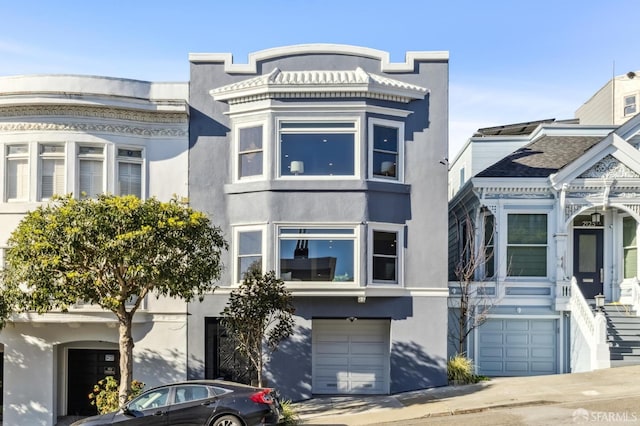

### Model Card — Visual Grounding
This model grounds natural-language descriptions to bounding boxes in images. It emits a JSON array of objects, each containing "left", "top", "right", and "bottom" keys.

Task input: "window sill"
[{"left": 225, "top": 179, "right": 410, "bottom": 194}]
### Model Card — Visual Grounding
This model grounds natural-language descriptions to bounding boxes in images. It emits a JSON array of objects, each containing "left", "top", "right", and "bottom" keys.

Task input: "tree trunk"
[
  {"left": 256, "top": 348, "right": 263, "bottom": 387},
  {"left": 118, "top": 313, "right": 134, "bottom": 408}
]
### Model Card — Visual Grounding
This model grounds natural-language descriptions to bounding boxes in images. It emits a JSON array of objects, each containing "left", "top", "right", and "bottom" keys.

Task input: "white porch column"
[{"left": 3, "top": 326, "right": 56, "bottom": 426}]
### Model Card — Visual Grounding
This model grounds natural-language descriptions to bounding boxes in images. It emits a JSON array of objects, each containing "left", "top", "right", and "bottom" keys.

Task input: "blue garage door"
[{"left": 477, "top": 319, "right": 557, "bottom": 376}]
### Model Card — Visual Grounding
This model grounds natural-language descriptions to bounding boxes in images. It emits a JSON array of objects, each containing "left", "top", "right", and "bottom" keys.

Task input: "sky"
[{"left": 2, "top": 0, "right": 639, "bottom": 158}]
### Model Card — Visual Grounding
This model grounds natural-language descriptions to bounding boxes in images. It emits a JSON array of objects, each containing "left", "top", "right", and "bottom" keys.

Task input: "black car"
[{"left": 71, "top": 380, "right": 282, "bottom": 426}]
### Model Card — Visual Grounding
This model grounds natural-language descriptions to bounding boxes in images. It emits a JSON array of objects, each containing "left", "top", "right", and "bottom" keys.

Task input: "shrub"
[
  {"left": 447, "top": 354, "right": 476, "bottom": 384},
  {"left": 88, "top": 376, "right": 145, "bottom": 414},
  {"left": 279, "top": 399, "right": 300, "bottom": 425}
]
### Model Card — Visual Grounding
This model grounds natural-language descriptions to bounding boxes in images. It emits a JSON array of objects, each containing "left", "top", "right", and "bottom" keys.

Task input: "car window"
[
  {"left": 128, "top": 388, "right": 170, "bottom": 411},
  {"left": 210, "top": 386, "right": 232, "bottom": 396},
  {"left": 174, "top": 385, "right": 210, "bottom": 403}
]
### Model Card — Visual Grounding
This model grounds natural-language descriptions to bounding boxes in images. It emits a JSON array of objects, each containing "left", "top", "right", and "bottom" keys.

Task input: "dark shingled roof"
[{"left": 477, "top": 135, "right": 603, "bottom": 178}]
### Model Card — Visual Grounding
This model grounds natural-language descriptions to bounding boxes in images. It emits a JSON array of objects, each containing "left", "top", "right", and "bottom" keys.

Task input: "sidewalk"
[{"left": 293, "top": 365, "right": 640, "bottom": 425}]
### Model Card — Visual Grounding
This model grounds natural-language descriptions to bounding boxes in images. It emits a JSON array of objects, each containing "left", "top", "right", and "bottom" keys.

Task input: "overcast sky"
[{"left": 2, "top": 0, "right": 639, "bottom": 158}]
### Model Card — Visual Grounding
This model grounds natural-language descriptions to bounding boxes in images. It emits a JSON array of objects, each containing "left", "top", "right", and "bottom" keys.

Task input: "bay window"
[
  {"left": 6, "top": 144, "right": 29, "bottom": 201},
  {"left": 507, "top": 213, "right": 547, "bottom": 277},
  {"left": 279, "top": 227, "right": 355, "bottom": 282},
  {"left": 280, "top": 121, "right": 356, "bottom": 177}
]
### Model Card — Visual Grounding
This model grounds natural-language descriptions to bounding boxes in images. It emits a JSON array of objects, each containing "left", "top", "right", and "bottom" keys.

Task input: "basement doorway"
[{"left": 67, "top": 349, "right": 120, "bottom": 416}]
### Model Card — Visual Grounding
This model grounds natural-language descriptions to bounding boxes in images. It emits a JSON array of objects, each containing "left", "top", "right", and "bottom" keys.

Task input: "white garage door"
[
  {"left": 477, "top": 318, "right": 557, "bottom": 376},
  {"left": 312, "top": 319, "right": 390, "bottom": 394}
]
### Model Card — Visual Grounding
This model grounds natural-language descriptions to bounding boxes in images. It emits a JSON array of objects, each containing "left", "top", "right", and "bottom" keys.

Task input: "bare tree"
[{"left": 449, "top": 209, "right": 500, "bottom": 356}]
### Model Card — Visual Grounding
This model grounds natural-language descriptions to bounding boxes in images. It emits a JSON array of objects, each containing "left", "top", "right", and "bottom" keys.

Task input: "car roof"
[{"left": 144, "top": 380, "right": 263, "bottom": 393}]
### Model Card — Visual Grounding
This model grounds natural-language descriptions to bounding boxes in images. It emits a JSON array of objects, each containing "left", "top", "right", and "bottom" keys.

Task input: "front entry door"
[
  {"left": 573, "top": 229, "right": 604, "bottom": 299},
  {"left": 67, "top": 349, "right": 120, "bottom": 416}
]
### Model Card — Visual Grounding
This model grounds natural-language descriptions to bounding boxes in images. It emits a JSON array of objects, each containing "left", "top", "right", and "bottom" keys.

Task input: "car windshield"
[{"left": 127, "top": 388, "right": 170, "bottom": 411}]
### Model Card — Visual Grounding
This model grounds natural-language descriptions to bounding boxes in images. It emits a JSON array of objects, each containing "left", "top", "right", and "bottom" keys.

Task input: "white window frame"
[
  {"left": 505, "top": 212, "right": 549, "bottom": 278},
  {"left": 368, "top": 118, "right": 404, "bottom": 183},
  {"left": 368, "top": 223, "right": 404, "bottom": 286},
  {"left": 234, "top": 121, "right": 266, "bottom": 182},
  {"left": 77, "top": 145, "right": 105, "bottom": 199},
  {"left": 277, "top": 117, "right": 361, "bottom": 180},
  {"left": 624, "top": 94, "right": 637, "bottom": 117},
  {"left": 276, "top": 223, "right": 360, "bottom": 286},
  {"left": 116, "top": 147, "right": 144, "bottom": 198},
  {"left": 39, "top": 143, "right": 66, "bottom": 201},
  {"left": 233, "top": 224, "right": 266, "bottom": 285},
  {"left": 5, "top": 144, "right": 30, "bottom": 202}
]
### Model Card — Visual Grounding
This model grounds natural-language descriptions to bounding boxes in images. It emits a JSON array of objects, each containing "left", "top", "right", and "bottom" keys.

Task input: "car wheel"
[{"left": 212, "top": 414, "right": 243, "bottom": 426}]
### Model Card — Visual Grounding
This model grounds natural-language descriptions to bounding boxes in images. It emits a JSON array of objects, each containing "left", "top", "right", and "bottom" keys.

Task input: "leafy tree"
[
  {"left": 221, "top": 269, "right": 295, "bottom": 387},
  {"left": 0, "top": 194, "right": 227, "bottom": 406}
]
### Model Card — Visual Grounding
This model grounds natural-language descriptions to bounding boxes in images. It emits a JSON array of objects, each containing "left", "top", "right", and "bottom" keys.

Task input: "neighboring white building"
[
  {"left": 576, "top": 70, "right": 640, "bottom": 126},
  {"left": 448, "top": 115, "right": 640, "bottom": 377},
  {"left": 0, "top": 75, "right": 189, "bottom": 425}
]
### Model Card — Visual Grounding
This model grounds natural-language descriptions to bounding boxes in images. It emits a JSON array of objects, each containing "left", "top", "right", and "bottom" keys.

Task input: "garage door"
[
  {"left": 312, "top": 319, "right": 390, "bottom": 394},
  {"left": 477, "top": 319, "right": 557, "bottom": 376}
]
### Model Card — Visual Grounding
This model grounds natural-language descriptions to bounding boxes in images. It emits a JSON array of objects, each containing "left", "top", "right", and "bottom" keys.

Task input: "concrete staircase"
[{"left": 602, "top": 303, "right": 640, "bottom": 367}]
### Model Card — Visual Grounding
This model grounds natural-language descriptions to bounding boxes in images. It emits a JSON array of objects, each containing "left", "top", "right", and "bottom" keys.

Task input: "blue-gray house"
[{"left": 186, "top": 44, "right": 450, "bottom": 400}]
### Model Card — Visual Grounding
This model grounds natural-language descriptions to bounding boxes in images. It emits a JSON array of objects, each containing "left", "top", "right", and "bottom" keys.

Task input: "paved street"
[{"left": 295, "top": 365, "right": 640, "bottom": 425}]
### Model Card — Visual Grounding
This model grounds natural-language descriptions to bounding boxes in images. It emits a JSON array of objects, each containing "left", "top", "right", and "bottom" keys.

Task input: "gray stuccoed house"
[{"left": 185, "top": 44, "right": 450, "bottom": 401}]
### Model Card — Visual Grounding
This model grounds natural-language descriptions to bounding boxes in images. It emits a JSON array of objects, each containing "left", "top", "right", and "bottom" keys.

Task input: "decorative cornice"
[
  {"left": 0, "top": 105, "right": 187, "bottom": 124},
  {"left": 212, "top": 67, "right": 428, "bottom": 105},
  {"left": 0, "top": 105, "right": 188, "bottom": 136},
  {"left": 0, "top": 121, "right": 187, "bottom": 137}
]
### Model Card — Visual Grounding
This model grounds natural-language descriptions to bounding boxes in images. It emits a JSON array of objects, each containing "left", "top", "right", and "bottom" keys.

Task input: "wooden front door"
[{"left": 573, "top": 229, "right": 604, "bottom": 299}]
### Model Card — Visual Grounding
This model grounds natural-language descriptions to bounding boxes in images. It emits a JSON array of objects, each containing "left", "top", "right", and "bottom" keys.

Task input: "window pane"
[
  {"left": 373, "top": 125, "right": 398, "bottom": 152},
  {"left": 128, "top": 388, "right": 170, "bottom": 410},
  {"left": 484, "top": 215, "right": 495, "bottom": 278},
  {"left": 118, "top": 162, "right": 141, "bottom": 197},
  {"left": 374, "top": 231, "right": 396, "bottom": 255},
  {"left": 623, "top": 216, "right": 637, "bottom": 247},
  {"left": 280, "top": 228, "right": 353, "bottom": 235},
  {"left": 373, "top": 152, "right": 397, "bottom": 177},
  {"left": 240, "top": 152, "right": 263, "bottom": 177},
  {"left": 239, "top": 231, "right": 261, "bottom": 255},
  {"left": 624, "top": 248, "right": 638, "bottom": 279},
  {"left": 281, "top": 133, "right": 354, "bottom": 176},
  {"left": 373, "top": 256, "right": 396, "bottom": 281},
  {"left": 625, "top": 96, "right": 637, "bottom": 116},
  {"left": 239, "top": 126, "right": 263, "bottom": 152},
  {"left": 578, "top": 234, "right": 597, "bottom": 273},
  {"left": 281, "top": 122, "right": 354, "bottom": 129},
  {"left": 238, "top": 230, "right": 262, "bottom": 279},
  {"left": 79, "top": 159, "right": 103, "bottom": 198},
  {"left": 7, "top": 158, "right": 28, "bottom": 199},
  {"left": 280, "top": 239, "right": 353, "bottom": 281},
  {"left": 117, "top": 148, "right": 142, "bottom": 158},
  {"left": 507, "top": 246, "right": 546, "bottom": 276},
  {"left": 508, "top": 214, "right": 547, "bottom": 244},
  {"left": 41, "top": 158, "right": 65, "bottom": 199}
]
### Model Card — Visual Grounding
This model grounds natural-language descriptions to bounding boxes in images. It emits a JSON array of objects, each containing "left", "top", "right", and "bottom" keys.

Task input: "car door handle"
[{"left": 152, "top": 410, "right": 166, "bottom": 416}]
